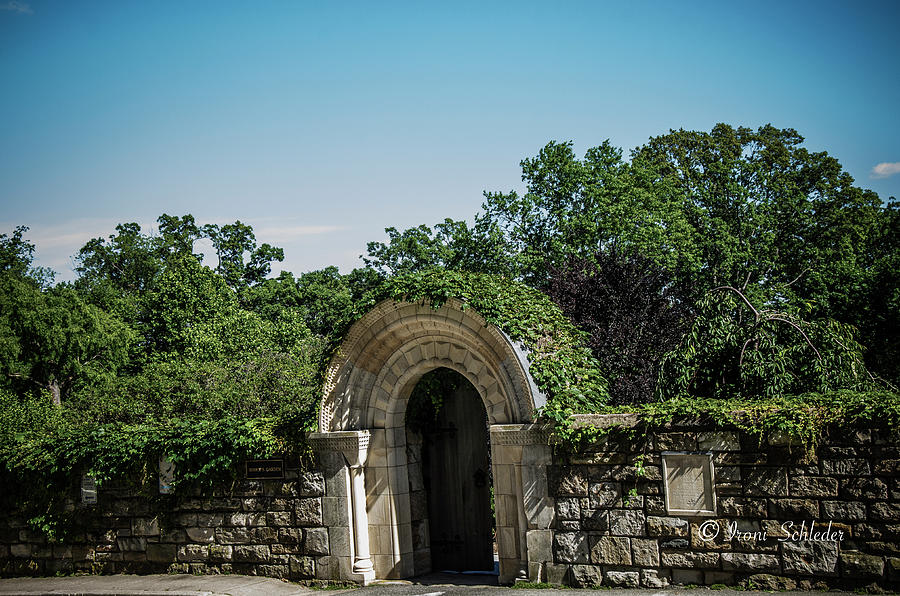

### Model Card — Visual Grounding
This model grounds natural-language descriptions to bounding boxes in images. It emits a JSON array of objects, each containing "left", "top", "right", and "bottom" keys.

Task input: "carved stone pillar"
[
  {"left": 489, "top": 423, "right": 553, "bottom": 584},
  {"left": 308, "top": 430, "right": 375, "bottom": 584}
]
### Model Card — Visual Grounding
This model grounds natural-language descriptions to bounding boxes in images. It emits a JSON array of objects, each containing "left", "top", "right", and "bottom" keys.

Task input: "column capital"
[{"left": 308, "top": 430, "right": 371, "bottom": 467}]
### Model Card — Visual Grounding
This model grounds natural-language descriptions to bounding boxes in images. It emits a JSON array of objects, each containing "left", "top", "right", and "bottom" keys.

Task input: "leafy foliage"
[
  {"left": 658, "top": 286, "right": 881, "bottom": 400},
  {"left": 364, "top": 217, "right": 514, "bottom": 277},
  {"left": 559, "top": 391, "right": 900, "bottom": 452},
  {"left": 545, "top": 249, "right": 694, "bottom": 405},
  {"left": 373, "top": 268, "right": 610, "bottom": 421}
]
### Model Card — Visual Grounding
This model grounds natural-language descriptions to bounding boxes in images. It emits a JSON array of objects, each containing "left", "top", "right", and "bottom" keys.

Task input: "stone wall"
[
  {"left": 532, "top": 422, "right": 900, "bottom": 590},
  {"left": 0, "top": 464, "right": 330, "bottom": 580}
]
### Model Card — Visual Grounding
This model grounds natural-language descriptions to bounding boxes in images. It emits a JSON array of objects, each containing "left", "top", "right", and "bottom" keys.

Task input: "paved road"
[
  {"left": 0, "top": 573, "right": 880, "bottom": 596},
  {"left": 0, "top": 573, "right": 316, "bottom": 595}
]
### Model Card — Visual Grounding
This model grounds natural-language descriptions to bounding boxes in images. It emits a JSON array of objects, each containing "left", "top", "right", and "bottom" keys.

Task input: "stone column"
[
  {"left": 348, "top": 460, "right": 373, "bottom": 574},
  {"left": 308, "top": 430, "right": 375, "bottom": 584},
  {"left": 489, "top": 423, "right": 553, "bottom": 584}
]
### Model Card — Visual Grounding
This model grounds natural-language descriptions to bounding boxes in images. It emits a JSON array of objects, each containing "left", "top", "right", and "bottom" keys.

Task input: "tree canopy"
[{"left": 0, "top": 123, "right": 897, "bottom": 508}]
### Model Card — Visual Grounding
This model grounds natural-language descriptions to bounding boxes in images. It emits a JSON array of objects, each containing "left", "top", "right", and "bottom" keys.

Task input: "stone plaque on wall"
[{"left": 661, "top": 452, "right": 715, "bottom": 516}]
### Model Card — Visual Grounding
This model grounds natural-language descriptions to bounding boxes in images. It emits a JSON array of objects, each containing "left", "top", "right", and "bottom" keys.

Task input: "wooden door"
[{"left": 423, "top": 381, "right": 494, "bottom": 571}]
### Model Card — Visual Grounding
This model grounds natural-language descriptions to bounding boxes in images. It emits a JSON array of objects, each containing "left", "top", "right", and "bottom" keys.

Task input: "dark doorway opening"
[{"left": 406, "top": 368, "right": 495, "bottom": 576}]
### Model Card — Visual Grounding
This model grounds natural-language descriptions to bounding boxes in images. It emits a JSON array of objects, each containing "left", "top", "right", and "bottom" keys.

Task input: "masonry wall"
[
  {"left": 533, "top": 422, "right": 900, "bottom": 590},
  {"left": 0, "top": 463, "right": 330, "bottom": 580}
]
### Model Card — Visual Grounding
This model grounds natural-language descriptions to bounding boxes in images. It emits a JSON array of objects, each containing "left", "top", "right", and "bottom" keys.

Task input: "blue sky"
[{"left": 2, "top": 0, "right": 898, "bottom": 280}]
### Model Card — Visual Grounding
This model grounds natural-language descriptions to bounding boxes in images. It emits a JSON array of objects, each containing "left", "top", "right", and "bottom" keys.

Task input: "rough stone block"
[
  {"left": 874, "top": 459, "right": 900, "bottom": 475},
  {"left": 215, "top": 527, "right": 251, "bottom": 544},
  {"left": 671, "top": 569, "right": 703, "bottom": 585},
  {"left": 233, "top": 545, "right": 269, "bottom": 563},
  {"left": 570, "top": 564, "right": 602, "bottom": 587},
  {"left": 10, "top": 544, "right": 31, "bottom": 558},
  {"left": 553, "top": 532, "right": 588, "bottom": 564},
  {"left": 208, "top": 545, "right": 233, "bottom": 562},
  {"left": 177, "top": 545, "right": 208, "bottom": 562},
  {"left": 690, "top": 520, "right": 732, "bottom": 550},
  {"left": 304, "top": 527, "right": 329, "bottom": 555},
  {"left": 722, "top": 552, "right": 779, "bottom": 572},
  {"left": 715, "top": 466, "right": 741, "bottom": 483},
  {"left": 253, "top": 527, "right": 279, "bottom": 546},
  {"left": 631, "top": 538, "right": 659, "bottom": 566},
  {"left": 196, "top": 513, "right": 223, "bottom": 527},
  {"left": 744, "top": 468, "right": 788, "bottom": 496},
  {"left": 840, "top": 553, "right": 884, "bottom": 578},
  {"left": 131, "top": 517, "right": 160, "bottom": 536},
  {"left": 228, "top": 512, "right": 266, "bottom": 527},
  {"left": 526, "top": 529, "right": 552, "bottom": 563},
  {"left": 589, "top": 535, "right": 631, "bottom": 565},
  {"left": 661, "top": 538, "right": 689, "bottom": 549},
  {"left": 588, "top": 482, "right": 619, "bottom": 508},
  {"left": 822, "top": 458, "right": 870, "bottom": 476},
  {"left": 841, "top": 478, "right": 888, "bottom": 500},
  {"left": 888, "top": 557, "right": 900, "bottom": 581},
  {"left": 116, "top": 537, "right": 147, "bottom": 552},
  {"left": 266, "top": 511, "right": 293, "bottom": 527},
  {"left": 821, "top": 500, "right": 866, "bottom": 521},
  {"left": 660, "top": 551, "right": 720, "bottom": 569},
  {"left": 546, "top": 563, "right": 570, "bottom": 585},
  {"left": 295, "top": 498, "right": 323, "bottom": 526},
  {"left": 768, "top": 498, "right": 818, "bottom": 519},
  {"left": 647, "top": 516, "right": 688, "bottom": 537},
  {"left": 655, "top": 433, "right": 697, "bottom": 451},
  {"left": 609, "top": 509, "right": 645, "bottom": 536},
  {"left": 604, "top": 570, "right": 639, "bottom": 587},
  {"left": 185, "top": 527, "right": 215, "bottom": 543},
  {"left": 645, "top": 495, "right": 666, "bottom": 514},
  {"left": 698, "top": 432, "right": 740, "bottom": 451},
  {"left": 790, "top": 476, "right": 838, "bottom": 497},
  {"left": 719, "top": 497, "right": 766, "bottom": 517},
  {"left": 871, "top": 502, "right": 900, "bottom": 521},
  {"left": 147, "top": 543, "right": 178, "bottom": 563},
  {"left": 300, "top": 472, "right": 325, "bottom": 497},
  {"left": 555, "top": 497, "right": 580, "bottom": 520},
  {"left": 582, "top": 509, "right": 608, "bottom": 532},
  {"left": 289, "top": 555, "right": 315, "bottom": 577},
  {"left": 641, "top": 568, "right": 669, "bottom": 587},
  {"left": 551, "top": 467, "right": 588, "bottom": 497},
  {"left": 781, "top": 540, "right": 838, "bottom": 574}
]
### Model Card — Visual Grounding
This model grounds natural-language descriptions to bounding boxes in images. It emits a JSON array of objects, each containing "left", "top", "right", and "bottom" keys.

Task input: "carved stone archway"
[{"left": 309, "top": 299, "right": 554, "bottom": 584}]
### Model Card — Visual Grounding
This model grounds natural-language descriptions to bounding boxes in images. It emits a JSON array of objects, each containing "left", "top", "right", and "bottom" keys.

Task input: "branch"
[
  {"left": 712, "top": 285, "right": 760, "bottom": 321},
  {"left": 768, "top": 316, "right": 822, "bottom": 362},
  {"left": 784, "top": 267, "right": 810, "bottom": 288}
]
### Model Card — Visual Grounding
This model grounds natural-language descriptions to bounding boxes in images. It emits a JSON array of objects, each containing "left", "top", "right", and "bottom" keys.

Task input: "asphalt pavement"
[{"left": 0, "top": 573, "right": 887, "bottom": 596}]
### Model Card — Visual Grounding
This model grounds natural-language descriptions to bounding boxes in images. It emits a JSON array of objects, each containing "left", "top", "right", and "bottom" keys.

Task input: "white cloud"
[
  {"left": 871, "top": 162, "right": 900, "bottom": 179},
  {"left": 0, "top": 1, "right": 33, "bottom": 13}
]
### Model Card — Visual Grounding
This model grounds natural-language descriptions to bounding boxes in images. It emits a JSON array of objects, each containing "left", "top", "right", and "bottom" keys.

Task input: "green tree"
[
  {"left": 481, "top": 126, "right": 898, "bottom": 385},
  {"left": 364, "top": 217, "right": 514, "bottom": 277},
  {"left": 204, "top": 221, "right": 284, "bottom": 289},
  {"left": 0, "top": 277, "right": 133, "bottom": 404}
]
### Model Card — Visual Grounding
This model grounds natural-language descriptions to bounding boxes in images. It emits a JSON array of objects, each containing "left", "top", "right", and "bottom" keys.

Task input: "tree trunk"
[{"left": 50, "top": 381, "right": 61, "bottom": 406}]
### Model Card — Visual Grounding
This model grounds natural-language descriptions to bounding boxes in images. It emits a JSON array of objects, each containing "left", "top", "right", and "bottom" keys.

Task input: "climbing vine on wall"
[{"left": 371, "top": 268, "right": 611, "bottom": 425}]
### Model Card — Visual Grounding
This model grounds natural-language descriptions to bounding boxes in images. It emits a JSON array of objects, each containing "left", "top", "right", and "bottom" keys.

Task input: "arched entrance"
[
  {"left": 310, "top": 299, "right": 554, "bottom": 584},
  {"left": 407, "top": 368, "right": 494, "bottom": 574}
]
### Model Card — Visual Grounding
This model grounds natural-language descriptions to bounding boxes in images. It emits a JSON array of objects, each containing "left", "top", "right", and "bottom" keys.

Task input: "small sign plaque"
[
  {"left": 246, "top": 459, "right": 285, "bottom": 479},
  {"left": 159, "top": 456, "right": 175, "bottom": 494},
  {"left": 662, "top": 452, "right": 716, "bottom": 516},
  {"left": 81, "top": 474, "right": 98, "bottom": 505}
]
